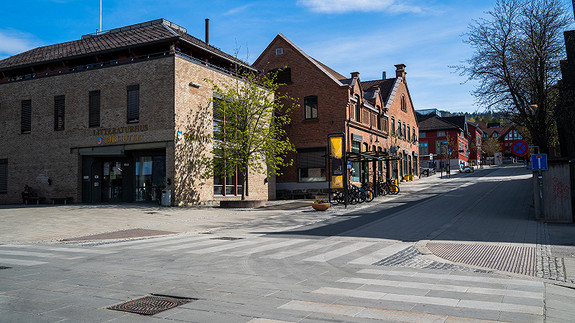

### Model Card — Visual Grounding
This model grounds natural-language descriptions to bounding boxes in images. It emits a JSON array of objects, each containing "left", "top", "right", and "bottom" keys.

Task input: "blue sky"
[{"left": 1, "top": 0, "right": 572, "bottom": 113}]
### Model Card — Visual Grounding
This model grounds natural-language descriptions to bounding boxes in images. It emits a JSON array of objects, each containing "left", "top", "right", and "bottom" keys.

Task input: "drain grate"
[
  {"left": 0, "top": 266, "right": 11, "bottom": 270},
  {"left": 107, "top": 294, "right": 196, "bottom": 315},
  {"left": 211, "top": 237, "right": 243, "bottom": 241}
]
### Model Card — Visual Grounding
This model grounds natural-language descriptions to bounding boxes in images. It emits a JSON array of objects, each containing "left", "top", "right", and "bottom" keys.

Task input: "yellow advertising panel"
[
  {"left": 330, "top": 136, "right": 343, "bottom": 158},
  {"left": 331, "top": 175, "right": 343, "bottom": 189}
]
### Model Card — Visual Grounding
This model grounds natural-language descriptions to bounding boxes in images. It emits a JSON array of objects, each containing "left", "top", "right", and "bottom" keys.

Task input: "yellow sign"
[
  {"left": 331, "top": 175, "right": 343, "bottom": 189},
  {"left": 330, "top": 136, "right": 343, "bottom": 158}
]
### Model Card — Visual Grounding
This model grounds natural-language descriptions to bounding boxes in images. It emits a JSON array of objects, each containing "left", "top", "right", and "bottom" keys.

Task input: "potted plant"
[
  {"left": 408, "top": 173, "right": 414, "bottom": 181},
  {"left": 312, "top": 197, "right": 330, "bottom": 211}
]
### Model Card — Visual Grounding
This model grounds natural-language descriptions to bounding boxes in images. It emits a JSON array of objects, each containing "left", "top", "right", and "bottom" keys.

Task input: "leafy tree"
[
  {"left": 482, "top": 137, "right": 502, "bottom": 157},
  {"left": 206, "top": 70, "right": 297, "bottom": 200},
  {"left": 457, "top": 0, "right": 571, "bottom": 154}
]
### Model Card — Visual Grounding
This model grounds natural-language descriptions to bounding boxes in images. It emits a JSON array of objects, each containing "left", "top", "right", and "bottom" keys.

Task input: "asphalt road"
[{"left": 1, "top": 165, "right": 574, "bottom": 322}]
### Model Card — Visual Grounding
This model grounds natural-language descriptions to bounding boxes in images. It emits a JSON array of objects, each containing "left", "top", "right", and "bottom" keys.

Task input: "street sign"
[
  {"left": 511, "top": 140, "right": 528, "bottom": 157},
  {"left": 347, "top": 160, "right": 352, "bottom": 169},
  {"left": 531, "top": 154, "right": 547, "bottom": 171}
]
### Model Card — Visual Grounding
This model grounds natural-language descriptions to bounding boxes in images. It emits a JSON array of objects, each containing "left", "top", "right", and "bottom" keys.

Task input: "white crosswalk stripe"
[
  {"left": 0, "top": 244, "right": 117, "bottom": 267},
  {"left": 276, "top": 267, "right": 545, "bottom": 321}
]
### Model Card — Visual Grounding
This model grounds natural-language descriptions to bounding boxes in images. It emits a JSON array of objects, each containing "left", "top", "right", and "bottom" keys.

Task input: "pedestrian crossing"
[
  {"left": 0, "top": 234, "right": 547, "bottom": 321},
  {"left": 276, "top": 267, "right": 544, "bottom": 322}
]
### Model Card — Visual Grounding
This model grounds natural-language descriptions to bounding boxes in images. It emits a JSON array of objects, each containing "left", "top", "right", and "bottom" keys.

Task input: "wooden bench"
[
  {"left": 50, "top": 197, "right": 73, "bottom": 205},
  {"left": 25, "top": 196, "right": 45, "bottom": 205}
]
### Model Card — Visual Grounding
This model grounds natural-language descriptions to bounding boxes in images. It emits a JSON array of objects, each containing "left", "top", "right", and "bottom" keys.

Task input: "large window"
[
  {"left": 127, "top": 84, "right": 139, "bottom": 123},
  {"left": 0, "top": 159, "right": 6, "bottom": 194},
  {"left": 383, "top": 116, "right": 389, "bottom": 133},
  {"left": 402, "top": 123, "right": 406, "bottom": 139},
  {"left": 21, "top": 100, "right": 31, "bottom": 134},
  {"left": 135, "top": 155, "right": 166, "bottom": 202},
  {"left": 437, "top": 130, "right": 446, "bottom": 137},
  {"left": 401, "top": 95, "right": 407, "bottom": 112},
  {"left": 407, "top": 125, "right": 411, "bottom": 141},
  {"left": 397, "top": 120, "right": 402, "bottom": 137},
  {"left": 304, "top": 96, "right": 318, "bottom": 120},
  {"left": 297, "top": 148, "right": 326, "bottom": 182},
  {"left": 391, "top": 117, "right": 395, "bottom": 135},
  {"left": 354, "top": 96, "right": 361, "bottom": 122},
  {"left": 419, "top": 141, "right": 429, "bottom": 155},
  {"left": 351, "top": 141, "right": 361, "bottom": 182},
  {"left": 54, "top": 95, "right": 65, "bottom": 131},
  {"left": 89, "top": 90, "right": 101, "bottom": 128}
]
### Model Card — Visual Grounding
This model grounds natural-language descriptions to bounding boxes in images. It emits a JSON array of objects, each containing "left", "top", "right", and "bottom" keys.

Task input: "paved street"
[{"left": 1, "top": 165, "right": 575, "bottom": 322}]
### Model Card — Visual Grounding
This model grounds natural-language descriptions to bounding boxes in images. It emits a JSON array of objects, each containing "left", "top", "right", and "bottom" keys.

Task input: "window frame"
[
  {"left": 21, "top": 100, "right": 31, "bottom": 134},
  {"left": 127, "top": 84, "right": 140, "bottom": 124},
  {"left": 89, "top": 90, "right": 101, "bottom": 128},
  {"left": 54, "top": 95, "right": 65, "bottom": 131},
  {"left": 304, "top": 95, "right": 318, "bottom": 120}
]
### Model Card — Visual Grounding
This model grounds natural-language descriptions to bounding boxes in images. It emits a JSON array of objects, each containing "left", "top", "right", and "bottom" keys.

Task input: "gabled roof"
[
  {"left": 361, "top": 78, "right": 398, "bottom": 110},
  {"left": 443, "top": 116, "right": 467, "bottom": 132},
  {"left": 254, "top": 33, "right": 346, "bottom": 86},
  {"left": 0, "top": 19, "right": 252, "bottom": 72}
]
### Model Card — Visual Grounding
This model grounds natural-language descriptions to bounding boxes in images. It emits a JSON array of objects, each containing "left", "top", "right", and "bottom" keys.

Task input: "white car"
[{"left": 459, "top": 166, "right": 474, "bottom": 173}]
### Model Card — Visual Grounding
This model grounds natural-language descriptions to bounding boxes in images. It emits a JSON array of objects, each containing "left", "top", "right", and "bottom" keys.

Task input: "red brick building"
[
  {"left": 467, "top": 122, "right": 483, "bottom": 165},
  {"left": 479, "top": 123, "right": 525, "bottom": 159},
  {"left": 254, "top": 33, "right": 419, "bottom": 196},
  {"left": 417, "top": 113, "right": 470, "bottom": 171}
]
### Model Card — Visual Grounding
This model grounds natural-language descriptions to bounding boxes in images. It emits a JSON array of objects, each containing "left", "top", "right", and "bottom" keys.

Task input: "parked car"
[{"left": 459, "top": 165, "right": 474, "bottom": 173}]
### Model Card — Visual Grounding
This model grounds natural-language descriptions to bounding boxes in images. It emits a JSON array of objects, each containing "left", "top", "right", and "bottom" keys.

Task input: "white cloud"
[
  {"left": 297, "top": 0, "right": 424, "bottom": 14},
  {"left": 0, "top": 30, "right": 39, "bottom": 59},
  {"left": 223, "top": 3, "right": 255, "bottom": 16}
]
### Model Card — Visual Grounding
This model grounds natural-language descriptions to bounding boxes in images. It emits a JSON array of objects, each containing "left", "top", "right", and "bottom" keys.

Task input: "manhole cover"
[
  {"left": 0, "top": 266, "right": 11, "bottom": 270},
  {"left": 211, "top": 237, "right": 243, "bottom": 241},
  {"left": 107, "top": 294, "right": 196, "bottom": 315}
]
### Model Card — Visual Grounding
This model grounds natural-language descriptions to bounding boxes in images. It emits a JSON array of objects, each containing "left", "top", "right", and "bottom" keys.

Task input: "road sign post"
[{"left": 531, "top": 153, "right": 547, "bottom": 220}]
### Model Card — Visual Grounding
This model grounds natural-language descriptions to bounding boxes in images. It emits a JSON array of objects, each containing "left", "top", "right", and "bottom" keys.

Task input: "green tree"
[
  {"left": 206, "top": 70, "right": 297, "bottom": 200},
  {"left": 458, "top": 0, "right": 570, "bottom": 154},
  {"left": 482, "top": 137, "right": 502, "bottom": 157}
]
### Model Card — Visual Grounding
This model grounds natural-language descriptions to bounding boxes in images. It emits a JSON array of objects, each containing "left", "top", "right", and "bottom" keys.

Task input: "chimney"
[
  {"left": 205, "top": 18, "right": 210, "bottom": 45},
  {"left": 351, "top": 71, "right": 360, "bottom": 79},
  {"left": 382, "top": 71, "right": 387, "bottom": 79},
  {"left": 395, "top": 64, "right": 406, "bottom": 79}
]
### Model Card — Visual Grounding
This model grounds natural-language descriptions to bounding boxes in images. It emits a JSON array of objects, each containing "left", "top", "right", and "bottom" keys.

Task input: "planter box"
[{"left": 312, "top": 202, "right": 330, "bottom": 211}]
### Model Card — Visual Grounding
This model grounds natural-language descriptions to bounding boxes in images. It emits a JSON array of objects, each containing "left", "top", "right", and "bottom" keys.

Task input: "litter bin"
[{"left": 161, "top": 189, "right": 171, "bottom": 206}]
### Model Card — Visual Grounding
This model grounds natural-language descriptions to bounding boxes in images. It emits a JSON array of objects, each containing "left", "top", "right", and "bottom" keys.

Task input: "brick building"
[
  {"left": 466, "top": 122, "right": 483, "bottom": 166},
  {"left": 417, "top": 112, "right": 470, "bottom": 171},
  {"left": 253, "top": 34, "right": 419, "bottom": 197},
  {"left": 0, "top": 19, "right": 272, "bottom": 205},
  {"left": 479, "top": 123, "right": 525, "bottom": 159}
]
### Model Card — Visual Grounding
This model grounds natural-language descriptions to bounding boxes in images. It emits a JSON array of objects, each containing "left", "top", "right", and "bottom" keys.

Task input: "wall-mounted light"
[{"left": 189, "top": 82, "right": 202, "bottom": 88}]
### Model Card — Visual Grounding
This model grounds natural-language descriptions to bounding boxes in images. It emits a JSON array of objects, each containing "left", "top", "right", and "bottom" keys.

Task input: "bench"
[
  {"left": 24, "top": 196, "right": 45, "bottom": 205},
  {"left": 50, "top": 197, "right": 73, "bottom": 205}
]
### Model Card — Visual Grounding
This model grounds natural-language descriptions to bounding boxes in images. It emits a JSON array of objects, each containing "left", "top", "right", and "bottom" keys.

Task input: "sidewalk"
[{"left": 1, "top": 164, "right": 573, "bottom": 288}]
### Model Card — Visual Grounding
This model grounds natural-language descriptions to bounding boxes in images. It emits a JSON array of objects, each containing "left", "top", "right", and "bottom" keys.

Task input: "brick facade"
[
  {"left": 254, "top": 34, "right": 419, "bottom": 196},
  {"left": 0, "top": 20, "right": 271, "bottom": 205}
]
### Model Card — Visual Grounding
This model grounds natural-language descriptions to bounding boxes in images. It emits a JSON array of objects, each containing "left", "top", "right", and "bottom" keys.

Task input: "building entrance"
[{"left": 102, "top": 160, "right": 125, "bottom": 202}]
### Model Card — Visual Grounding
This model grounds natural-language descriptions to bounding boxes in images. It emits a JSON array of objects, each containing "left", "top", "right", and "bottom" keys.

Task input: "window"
[
  {"left": 89, "top": 90, "right": 101, "bottom": 127},
  {"left": 275, "top": 48, "right": 283, "bottom": 55},
  {"left": 419, "top": 142, "right": 429, "bottom": 156},
  {"left": 407, "top": 125, "right": 411, "bottom": 141},
  {"left": 0, "top": 159, "right": 6, "bottom": 194},
  {"left": 21, "top": 100, "right": 31, "bottom": 134},
  {"left": 391, "top": 117, "right": 395, "bottom": 135},
  {"left": 437, "top": 130, "right": 446, "bottom": 137},
  {"left": 401, "top": 95, "right": 407, "bottom": 112},
  {"left": 419, "top": 132, "right": 426, "bottom": 138},
  {"left": 54, "top": 95, "right": 65, "bottom": 131},
  {"left": 377, "top": 114, "right": 382, "bottom": 130},
  {"left": 492, "top": 132, "right": 498, "bottom": 138},
  {"left": 354, "top": 96, "right": 361, "bottom": 122},
  {"left": 436, "top": 140, "right": 448, "bottom": 155},
  {"left": 413, "top": 128, "right": 416, "bottom": 141},
  {"left": 383, "top": 116, "right": 389, "bottom": 133},
  {"left": 397, "top": 120, "right": 401, "bottom": 136},
  {"left": 297, "top": 148, "right": 326, "bottom": 182},
  {"left": 351, "top": 141, "right": 361, "bottom": 182},
  {"left": 271, "top": 67, "right": 291, "bottom": 84},
  {"left": 304, "top": 96, "right": 318, "bottom": 119},
  {"left": 402, "top": 123, "right": 406, "bottom": 139},
  {"left": 127, "top": 84, "right": 139, "bottom": 123}
]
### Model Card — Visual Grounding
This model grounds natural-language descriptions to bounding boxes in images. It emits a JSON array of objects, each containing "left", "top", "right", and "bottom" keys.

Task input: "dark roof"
[
  {"left": 418, "top": 115, "right": 461, "bottom": 131},
  {"left": 361, "top": 78, "right": 396, "bottom": 108},
  {"left": 0, "top": 19, "right": 251, "bottom": 72},
  {"left": 442, "top": 116, "right": 466, "bottom": 130}
]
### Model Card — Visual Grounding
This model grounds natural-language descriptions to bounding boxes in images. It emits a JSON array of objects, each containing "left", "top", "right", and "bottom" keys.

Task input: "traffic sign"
[
  {"left": 531, "top": 154, "right": 547, "bottom": 171},
  {"left": 511, "top": 140, "right": 528, "bottom": 156}
]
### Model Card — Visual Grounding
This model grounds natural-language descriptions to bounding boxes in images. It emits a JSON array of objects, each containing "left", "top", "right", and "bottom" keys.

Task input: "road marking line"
[{"left": 303, "top": 242, "right": 375, "bottom": 262}]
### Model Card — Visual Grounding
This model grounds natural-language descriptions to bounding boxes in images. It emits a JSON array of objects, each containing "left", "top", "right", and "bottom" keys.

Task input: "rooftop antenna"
[{"left": 99, "top": 0, "right": 102, "bottom": 34}]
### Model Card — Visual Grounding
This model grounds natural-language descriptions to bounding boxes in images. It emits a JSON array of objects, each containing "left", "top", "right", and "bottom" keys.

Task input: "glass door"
[{"left": 102, "top": 161, "right": 124, "bottom": 202}]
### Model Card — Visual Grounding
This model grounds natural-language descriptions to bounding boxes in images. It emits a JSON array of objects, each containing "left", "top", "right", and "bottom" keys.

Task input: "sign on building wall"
[{"left": 329, "top": 134, "right": 344, "bottom": 189}]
